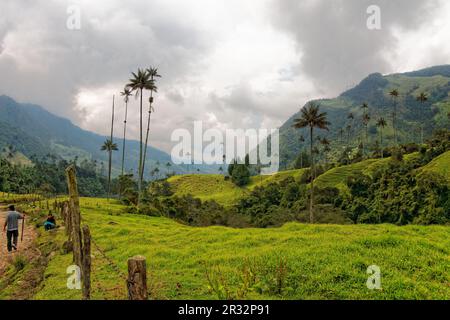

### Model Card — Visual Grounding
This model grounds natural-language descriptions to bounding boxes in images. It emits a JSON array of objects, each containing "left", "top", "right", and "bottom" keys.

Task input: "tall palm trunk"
[
  {"left": 121, "top": 100, "right": 128, "bottom": 176},
  {"left": 108, "top": 95, "right": 115, "bottom": 200},
  {"left": 138, "top": 89, "right": 143, "bottom": 205},
  {"left": 108, "top": 151, "right": 112, "bottom": 199},
  {"left": 380, "top": 127, "right": 383, "bottom": 159},
  {"left": 347, "top": 128, "right": 351, "bottom": 149},
  {"left": 141, "top": 90, "right": 153, "bottom": 184},
  {"left": 309, "top": 126, "right": 314, "bottom": 224},
  {"left": 365, "top": 124, "right": 369, "bottom": 156},
  {"left": 393, "top": 102, "right": 397, "bottom": 146}
]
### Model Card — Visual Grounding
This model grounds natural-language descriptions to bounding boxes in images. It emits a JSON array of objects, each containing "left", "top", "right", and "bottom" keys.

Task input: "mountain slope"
[
  {"left": 167, "top": 168, "right": 307, "bottom": 206},
  {"left": 0, "top": 95, "right": 173, "bottom": 176},
  {"left": 279, "top": 65, "right": 450, "bottom": 168},
  {"left": 419, "top": 150, "right": 450, "bottom": 182}
]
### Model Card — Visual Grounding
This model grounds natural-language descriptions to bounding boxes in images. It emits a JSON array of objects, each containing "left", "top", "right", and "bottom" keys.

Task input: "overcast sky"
[{"left": 1, "top": 0, "right": 450, "bottom": 153}]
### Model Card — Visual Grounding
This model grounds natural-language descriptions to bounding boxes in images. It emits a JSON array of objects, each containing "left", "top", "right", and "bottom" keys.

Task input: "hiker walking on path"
[{"left": 2, "top": 205, "right": 25, "bottom": 252}]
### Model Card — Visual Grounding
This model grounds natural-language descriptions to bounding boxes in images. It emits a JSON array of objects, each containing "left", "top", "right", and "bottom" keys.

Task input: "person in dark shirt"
[
  {"left": 2, "top": 205, "right": 25, "bottom": 252},
  {"left": 44, "top": 213, "right": 56, "bottom": 231}
]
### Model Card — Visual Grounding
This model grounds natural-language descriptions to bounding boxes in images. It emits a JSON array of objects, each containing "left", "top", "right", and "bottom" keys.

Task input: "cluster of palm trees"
[
  {"left": 101, "top": 67, "right": 161, "bottom": 204},
  {"left": 293, "top": 89, "right": 430, "bottom": 223}
]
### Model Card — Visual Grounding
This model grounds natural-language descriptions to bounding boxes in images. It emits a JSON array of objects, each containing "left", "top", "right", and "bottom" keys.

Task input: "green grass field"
[
  {"left": 419, "top": 151, "right": 450, "bottom": 182},
  {"left": 167, "top": 169, "right": 306, "bottom": 206},
  {"left": 315, "top": 159, "right": 383, "bottom": 193},
  {"left": 28, "top": 198, "right": 449, "bottom": 300},
  {"left": 167, "top": 174, "right": 249, "bottom": 206},
  {"left": 0, "top": 192, "right": 43, "bottom": 204},
  {"left": 315, "top": 152, "right": 422, "bottom": 193}
]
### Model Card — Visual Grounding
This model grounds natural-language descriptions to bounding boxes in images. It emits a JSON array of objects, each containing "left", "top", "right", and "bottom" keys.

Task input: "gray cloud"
[
  {"left": 0, "top": 0, "right": 212, "bottom": 121},
  {"left": 269, "top": 0, "right": 444, "bottom": 96},
  {"left": 0, "top": 0, "right": 448, "bottom": 153}
]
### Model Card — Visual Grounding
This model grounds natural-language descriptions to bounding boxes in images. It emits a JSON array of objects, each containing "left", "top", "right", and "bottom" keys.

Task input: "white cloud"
[{"left": 384, "top": 0, "right": 450, "bottom": 73}]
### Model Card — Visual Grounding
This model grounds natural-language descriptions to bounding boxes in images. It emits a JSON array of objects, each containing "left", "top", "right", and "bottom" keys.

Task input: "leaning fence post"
[
  {"left": 81, "top": 225, "right": 91, "bottom": 300},
  {"left": 62, "top": 201, "right": 72, "bottom": 240},
  {"left": 127, "top": 256, "right": 148, "bottom": 300},
  {"left": 65, "top": 165, "right": 83, "bottom": 270}
]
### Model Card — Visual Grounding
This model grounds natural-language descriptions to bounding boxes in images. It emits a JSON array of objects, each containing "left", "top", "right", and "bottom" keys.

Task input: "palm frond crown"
[
  {"left": 292, "top": 103, "right": 330, "bottom": 131},
  {"left": 101, "top": 139, "right": 118, "bottom": 152},
  {"left": 125, "top": 68, "right": 156, "bottom": 97}
]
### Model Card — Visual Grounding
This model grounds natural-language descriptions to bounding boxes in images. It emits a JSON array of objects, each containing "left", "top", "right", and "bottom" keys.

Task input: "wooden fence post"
[
  {"left": 81, "top": 225, "right": 91, "bottom": 300},
  {"left": 62, "top": 201, "right": 72, "bottom": 241},
  {"left": 65, "top": 165, "right": 91, "bottom": 300},
  {"left": 65, "top": 165, "right": 83, "bottom": 270},
  {"left": 127, "top": 256, "right": 148, "bottom": 300}
]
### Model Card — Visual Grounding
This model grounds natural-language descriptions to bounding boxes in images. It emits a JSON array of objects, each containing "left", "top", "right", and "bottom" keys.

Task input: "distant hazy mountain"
[
  {"left": 278, "top": 65, "right": 450, "bottom": 168},
  {"left": 0, "top": 95, "right": 179, "bottom": 177}
]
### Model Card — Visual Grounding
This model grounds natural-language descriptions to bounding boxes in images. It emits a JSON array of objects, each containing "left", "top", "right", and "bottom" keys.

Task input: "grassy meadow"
[
  {"left": 167, "top": 168, "right": 306, "bottom": 206},
  {"left": 420, "top": 150, "right": 450, "bottom": 182},
  {"left": 1, "top": 150, "right": 449, "bottom": 300},
  {"left": 27, "top": 198, "right": 450, "bottom": 300}
]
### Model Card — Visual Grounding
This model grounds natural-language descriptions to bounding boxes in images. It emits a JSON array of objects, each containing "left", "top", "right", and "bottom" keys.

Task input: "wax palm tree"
[
  {"left": 126, "top": 68, "right": 155, "bottom": 204},
  {"left": 361, "top": 103, "right": 369, "bottom": 113},
  {"left": 120, "top": 87, "right": 132, "bottom": 176},
  {"left": 389, "top": 89, "right": 399, "bottom": 146},
  {"left": 339, "top": 128, "right": 344, "bottom": 143},
  {"left": 347, "top": 113, "right": 354, "bottom": 148},
  {"left": 376, "top": 117, "right": 387, "bottom": 159},
  {"left": 101, "top": 139, "right": 118, "bottom": 200},
  {"left": 320, "top": 137, "right": 330, "bottom": 166},
  {"left": 292, "top": 102, "right": 330, "bottom": 223},
  {"left": 299, "top": 134, "right": 305, "bottom": 168},
  {"left": 362, "top": 113, "right": 371, "bottom": 156},
  {"left": 141, "top": 67, "right": 162, "bottom": 184},
  {"left": 346, "top": 124, "right": 352, "bottom": 148},
  {"left": 416, "top": 92, "right": 428, "bottom": 144}
]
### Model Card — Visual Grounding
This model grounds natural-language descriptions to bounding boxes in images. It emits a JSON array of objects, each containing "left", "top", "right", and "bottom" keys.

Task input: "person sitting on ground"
[
  {"left": 2, "top": 205, "right": 25, "bottom": 252},
  {"left": 44, "top": 213, "right": 56, "bottom": 231}
]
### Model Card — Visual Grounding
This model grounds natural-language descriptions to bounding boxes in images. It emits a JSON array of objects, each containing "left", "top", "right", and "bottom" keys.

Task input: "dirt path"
[{"left": 0, "top": 207, "right": 38, "bottom": 276}]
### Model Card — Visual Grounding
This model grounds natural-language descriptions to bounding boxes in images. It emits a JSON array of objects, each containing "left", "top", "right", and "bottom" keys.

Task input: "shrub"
[
  {"left": 231, "top": 164, "right": 250, "bottom": 186},
  {"left": 13, "top": 255, "right": 27, "bottom": 271}
]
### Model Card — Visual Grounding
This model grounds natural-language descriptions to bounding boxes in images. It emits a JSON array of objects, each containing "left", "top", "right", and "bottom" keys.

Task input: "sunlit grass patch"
[{"left": 33, "top": 198, "right": 450, "bottom": 300}]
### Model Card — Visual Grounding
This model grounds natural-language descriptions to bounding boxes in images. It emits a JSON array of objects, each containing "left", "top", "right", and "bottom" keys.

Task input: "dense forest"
[
  {"left": 0, "top": 155, "right": 108, "bottom": 197},
  {"left": 140, "top": 129, "right": 450, "bottom": 227}
]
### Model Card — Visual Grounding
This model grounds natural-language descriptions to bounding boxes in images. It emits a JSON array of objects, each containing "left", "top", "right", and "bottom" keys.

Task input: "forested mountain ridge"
[
  {"left": 0, "top": 95, "right": 173, "bottom": 177},
  {"left": 279, "top": 65, "right": 450, "bottom": 169}
]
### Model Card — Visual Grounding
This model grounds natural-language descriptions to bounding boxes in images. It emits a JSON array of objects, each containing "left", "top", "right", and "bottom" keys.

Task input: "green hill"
[
  {"left": 5, "top": 198, "right": 446, "bottom": 300},
  {"left": 315, "top": 159, "right": 382, "bottom": 193},
  {"left": 167, "top": 174, "right": 248, "bottom": 206},
  {"left": 0, "top": 148, "right": 32, "bottom": 166},
  {"left": 167, "top": 169, "right": 307, "bottom": 206},
  {"left": 419, "top": 150, "right": 450, "bottom": 182},
  {"left": 315, "top": 152, "right": 422, "bottom": 193},
  {"left": 167, "top": 152, "right": 430, "bottom": 206}
]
